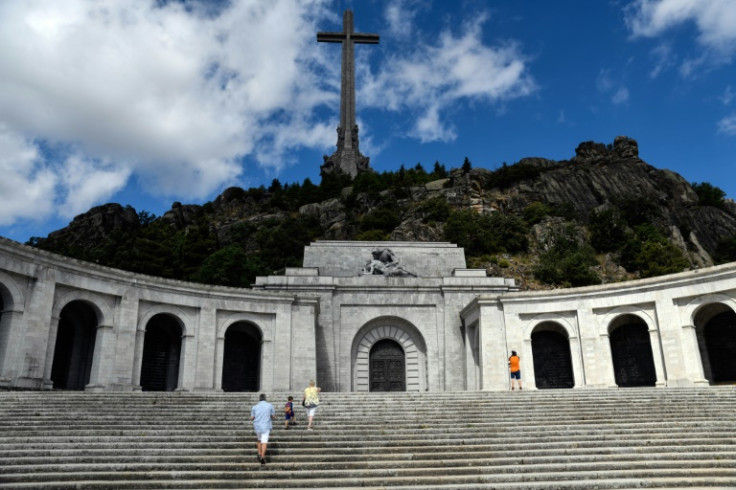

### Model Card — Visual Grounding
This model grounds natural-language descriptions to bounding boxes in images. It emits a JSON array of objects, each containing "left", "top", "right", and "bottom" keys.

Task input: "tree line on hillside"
[{"left": 28, "top": 160, "right": 736, "bottom": 289}]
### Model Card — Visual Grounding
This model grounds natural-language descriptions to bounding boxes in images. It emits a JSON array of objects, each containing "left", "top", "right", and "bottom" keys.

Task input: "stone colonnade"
[
  {"left": 0, "top": 238, "right": 317, "bottom": 392},
  {"left": 461, "top": 266, "right": 736, "bottom": 390}
]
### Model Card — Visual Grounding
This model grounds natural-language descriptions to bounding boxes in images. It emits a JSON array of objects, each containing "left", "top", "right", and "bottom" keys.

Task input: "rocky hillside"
[{"left": 29, "top": 137, "right": 736, "bottom": 290}]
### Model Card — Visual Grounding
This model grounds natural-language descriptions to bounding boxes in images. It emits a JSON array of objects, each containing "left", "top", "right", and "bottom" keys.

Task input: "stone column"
[
  {"left": 0, "top": 308, "right": 24, "bottom": 386},
  {"left": 41, "top": 313, "right": 60, "bottom": 390},
  {"left": 131, "top": 328, "right": 146, "bottom": 390},
  {"left": 112, "top": 290, "right": 140, "bottom": 391},
  {"left": 648, "top": 327, "right": 667, "bottom": 387},
  {"left": 569, "top": 334, "right": 586, "bottom": 388},
  {"left": 213, "top": 335, "right": 225, "bottom": 392},
  {"left": 177, "top": 334, "right": 196, "bottom": 392},
  {"left": 680, "top": 323, "right": 709, "bottom": 386},
  {"left": 16, "top": 266, "right": 56, "bottom": 389},
  {"left": 598, "top": 333, "right": 618, "bottom": 388},
  {"left": 194, "top": 305, "right": 217, "bottom": 391},
  {"left": 85, "top": 323, "right": 114, "bottom": 391},
  {"left": 478, "top": 298, "right": 509, "bottom": 391},
  {"left": 522, "top": 338, "right": 535, "bottom": 389}
]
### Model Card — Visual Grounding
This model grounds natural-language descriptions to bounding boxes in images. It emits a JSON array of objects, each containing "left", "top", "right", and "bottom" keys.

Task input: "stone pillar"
[
  {"left": 41, "top": 314, "right": 60, "bottom": 390},
  {"left": 680, "top": 323, "right": 709, "bottom": 386},
  {"left": 85, "top": 324, "right": 114, "bottom": 391},
  {"left": 194, "top": 305, "right": 217, "bottom": 391},
  {"left": 655, "top": 298, "right": 705, "bottom": 386},
  {"left": 0, "top": 308, "right": 24, "bottom": 386},
  {"left": 131, "top": 328, "right": 146, "bottom": 390},
  {"left": 598, "top": 333, "right": 618, "bottom": 388},
  {"left": 478, "top": 298, "right": 509, "bottom": 391},
  {"left": 17, "top": 266, "right": 56, "bottom": 389},
  {"left": 110, "top": 291, "right": 140, "bottom": 391},
  {"left": 177, "top": 334, "right": 196, "bottom": 391},
  {"left": 569, "top": 333, "right": 585, "bottom": 388},
  {"left": 213, "top": 335, "right": 225, "bottom": 392},
  {"left": 289, "top": 299, "right": 318, "bottom": 391},
  {"left": 648, "top": 327, "right": 667, "bottom": 387},
  {"left": 522, "top": 337, "right": 534, "bottom": 389}
]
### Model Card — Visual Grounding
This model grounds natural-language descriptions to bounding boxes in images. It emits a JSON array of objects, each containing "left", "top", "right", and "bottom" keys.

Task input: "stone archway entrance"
[
  {"left": 221, "top": 322, "right": 261, "bottom": 392},
  {"left": 703, "top": 310, "right": 736, "bottom": 383},
  {"left": 50, "top": 301, "right": 98, "bottom": 390},
  {"left": 609, "top": 316, "right": 656, "bottom": 387},
  {"left": 140, "top": 314, "right": 182, "bottom": 391},
  {"left": 531, "top": 323, "right": 574, "bottom": 389},
  {"left": 369, "top": 339, "right": 405, "bottom": 392}
]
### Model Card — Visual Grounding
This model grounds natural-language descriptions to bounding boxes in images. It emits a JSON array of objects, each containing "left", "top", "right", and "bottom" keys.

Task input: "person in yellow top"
[
  {"left": 302, "top": 379, "right": 321, "bottom": 430},
  {"left": 509, "top": 351, "right": 522, "bottom": 390}
]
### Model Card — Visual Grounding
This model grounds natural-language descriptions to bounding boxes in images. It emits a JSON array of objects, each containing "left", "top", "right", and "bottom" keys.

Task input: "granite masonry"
[{"left": 0, "top": 236, "right": 735, "bottom": 392}]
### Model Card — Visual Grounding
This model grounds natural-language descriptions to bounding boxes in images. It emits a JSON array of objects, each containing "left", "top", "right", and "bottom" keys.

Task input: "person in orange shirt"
[{"left": 509, "top": 351, "right": 522, "bottom": 390}]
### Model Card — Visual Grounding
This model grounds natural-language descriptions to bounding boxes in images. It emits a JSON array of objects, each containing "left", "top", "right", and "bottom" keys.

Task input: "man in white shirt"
[{"left": 250, "top": 393, "right": 276, "bottom": 464}]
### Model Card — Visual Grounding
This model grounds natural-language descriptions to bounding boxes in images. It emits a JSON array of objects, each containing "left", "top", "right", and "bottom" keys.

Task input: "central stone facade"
[{"left": 253, "top": 241, "right": 517, "bottom": 391}]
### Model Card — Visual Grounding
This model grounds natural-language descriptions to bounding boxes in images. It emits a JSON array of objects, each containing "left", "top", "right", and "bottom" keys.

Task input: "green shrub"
[
  {"left": 692, "top": 182, "right": 726, "bottom": 209},
  {"left": 523, "top": 202, "right": 552, "bottom": 225},
  {"left": 533, "top": 226, "right": 600, "bottom": 287}
]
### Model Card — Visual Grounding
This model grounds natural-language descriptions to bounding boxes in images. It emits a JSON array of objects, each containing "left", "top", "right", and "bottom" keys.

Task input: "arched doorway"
[
  {"left": 609, "top": 316, "right": 656, "bottom": 387},
  {"left": 50, "top": 301, "right": 98, "bottom": 390},
  {"left": 140, "top": 314, "right": 182, "bottom": 391},
  {"left": 369, "top": 339, "right": 405, "bottom": 392},
  {"left": 221, "top": 322, "right": 261, "bottom": 392},
  {"left": 531, "top": 322, "right": 574, "bottom": 389},
  {"left": 703, "top": 310, "right": 736, "bottom": 383}
]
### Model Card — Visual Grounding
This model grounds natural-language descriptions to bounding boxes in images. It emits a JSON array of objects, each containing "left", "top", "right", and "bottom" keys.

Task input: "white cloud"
[
  {"left": 596, "top": 69, "right": 630, "bottom": 105},
  {"left": 612, "top": 87, "right": 630, "bottom": 105},
  {"left": 717, "top": 114, "right": 736, "bottom": 136},
  {"left": 361, "top": 14, "right": 535, "bottom": 142},
  {"left": 0, "top": 0, "right": 335, "bottom": 220},
  {"left": 0, "top": 1, "right": 537, "bottom": 228},
  {"left": 384, "top": 0, "right": 421, "bottom": 39},
  {"left": 719, "top": 85, "right": 734, "bottom": 105},
  {"left": 625, "top": 0, "right": 736, "bottom": 56},
  {"left": 0, "top": 125, "right": 57, "bottom": 225}
]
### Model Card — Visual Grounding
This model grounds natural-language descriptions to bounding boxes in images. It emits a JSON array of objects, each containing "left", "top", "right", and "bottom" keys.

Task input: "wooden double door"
[{"left": 369, "top": 339, "right": 405, "bottom": 392}]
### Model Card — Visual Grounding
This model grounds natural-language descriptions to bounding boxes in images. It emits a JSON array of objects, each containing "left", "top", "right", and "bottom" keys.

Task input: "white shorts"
[
  {"left": 306, "top": 406, "right": 317, "bottom": 417},
  {"left": 256, "top": 431, "right": 270, "bottom": 443}
]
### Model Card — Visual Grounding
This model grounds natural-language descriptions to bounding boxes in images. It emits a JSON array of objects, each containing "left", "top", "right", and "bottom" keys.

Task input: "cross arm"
[
  {"left": 352, "top": 34, "right": 380, "bottom": 44},
  {"left": 317, "top": 32, "right": 345, "bottom": 43}
]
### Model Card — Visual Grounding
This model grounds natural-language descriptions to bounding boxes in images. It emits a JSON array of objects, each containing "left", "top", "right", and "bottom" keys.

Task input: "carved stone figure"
[{"left": 360, "top": 248, "right": 416, "bottom": 277}]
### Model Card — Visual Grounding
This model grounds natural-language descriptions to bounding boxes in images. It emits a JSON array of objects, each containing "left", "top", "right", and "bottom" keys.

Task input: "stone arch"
[
  {"left": 140, "top": 313, "right": 184, "bottom": 391},
  {"left": 50, "top": 300, "right": 99, "bottom": 390},
  {"left": 692, "top": 301, "right": 736, "bottom": 384},
  {"left": 352, "top": 317, "right": 427, "bottom": 392},
  {"left": 607, "top": 314, "right": 656, "bottom": 387},
  {"left": 0, "top": 272, "right": 25, "bottom": 379},
  {"left": 221, "top": 321, "right": 262, "bottom": 392},
  {"left": 52, "top": 290, "right": 113, "bottom": 329},
  {"left": 530, "top": 321, "right": 574, "bottom": 389}
]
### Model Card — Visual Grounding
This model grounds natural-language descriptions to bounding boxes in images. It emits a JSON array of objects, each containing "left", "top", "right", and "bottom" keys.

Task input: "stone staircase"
[{"left": 1, "top": 388, "right": 736, "bottom": 489}]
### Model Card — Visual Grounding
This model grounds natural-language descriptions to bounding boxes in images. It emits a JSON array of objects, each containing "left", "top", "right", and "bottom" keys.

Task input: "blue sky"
[{"left": 1, "top": 0, "right": 735, "bottom": 242}]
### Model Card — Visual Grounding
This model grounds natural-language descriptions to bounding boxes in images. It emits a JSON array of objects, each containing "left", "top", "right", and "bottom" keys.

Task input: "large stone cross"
[{"left": 318, "top": 10, "right": 379, "bottom": 178}]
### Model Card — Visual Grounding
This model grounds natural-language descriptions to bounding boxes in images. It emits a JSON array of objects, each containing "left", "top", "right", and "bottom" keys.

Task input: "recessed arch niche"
[
  {"left": 221, "top": 321, "right": 262, "bottom": 392},
  {"left": 695, "top": 303, "right": 736, "bottom": 384},
  {"left": 140, "top": 313, "right": 183, "bottom": 391},
  {"left": 531, "top": 321, "right": 574, "bottom": 389},
  {"left": 608, "top": 314, "right": 656, "bottom": 387},
  {"left": 50, "top": 301, "right": 98, "bottom": 390}
]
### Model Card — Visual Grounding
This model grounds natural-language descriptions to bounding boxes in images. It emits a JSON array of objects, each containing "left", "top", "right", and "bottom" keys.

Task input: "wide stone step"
[{"left": 2, "top": 468, "right": 736, "bottom": 489}]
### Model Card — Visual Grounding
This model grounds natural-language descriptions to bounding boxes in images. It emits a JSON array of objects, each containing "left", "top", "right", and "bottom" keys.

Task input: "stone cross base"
[{"left": 321, "top": 148, "right": 371, "bottom": 178}]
